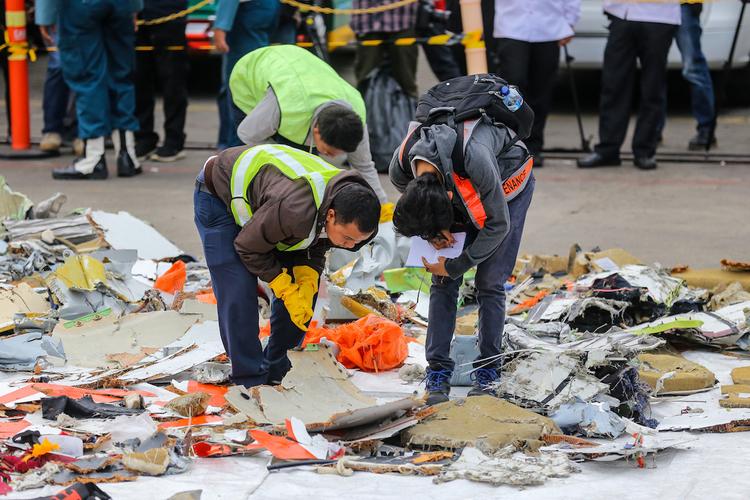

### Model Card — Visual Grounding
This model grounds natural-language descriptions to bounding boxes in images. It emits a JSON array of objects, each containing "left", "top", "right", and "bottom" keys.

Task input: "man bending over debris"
[
  {"left": 229, "top": 44, "right": 389, "bottom": 205},
  {"left": 194, "top": 144, "right": 380, "bottom": 387},
  {"left": 389, "top": 76, "right": 536, "bottom": 404}
]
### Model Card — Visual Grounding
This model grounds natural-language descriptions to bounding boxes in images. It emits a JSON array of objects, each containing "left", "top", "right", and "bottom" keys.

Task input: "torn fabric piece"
[{"left": 41, "top": 396, "right": 143, "bottom": 420}]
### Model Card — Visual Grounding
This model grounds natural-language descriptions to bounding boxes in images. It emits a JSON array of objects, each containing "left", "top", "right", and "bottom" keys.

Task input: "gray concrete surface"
[{"left": 0, "top": 53, "right": 749, "bottom": 269}]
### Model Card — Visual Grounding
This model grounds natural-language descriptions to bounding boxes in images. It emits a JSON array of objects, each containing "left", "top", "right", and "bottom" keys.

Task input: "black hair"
[
  {"left": 316, "top": 105, "right": 364, "bottom": 153},
  {"left": 331, "top": 183, "right": 380, "bottom": 234},
  {"left": 393, "top": 173, "right": 453, "bottom": 239}
]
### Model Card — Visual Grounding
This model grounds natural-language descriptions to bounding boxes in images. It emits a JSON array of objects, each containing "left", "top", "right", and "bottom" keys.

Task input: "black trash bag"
[{"left": 362, "top": 66, "right": 416, "bottom": 173}]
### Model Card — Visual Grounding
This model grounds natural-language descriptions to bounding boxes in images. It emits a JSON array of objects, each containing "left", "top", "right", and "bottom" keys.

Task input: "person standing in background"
[
  {"left": 351, "top": 0, "right": 419, "bottom": 98},
  {"left": 134, "top": 0, "right": 190, "bottom": 162},
  {"left": 213, "top": 0, "right": 280, "bottom": 150},
  {"left": 492, "top": 0, "right": 581, "bottom": 167},
  {"left": 578, "top": 1, "right": 679, "bottom": 170},
  {"left": 672, "top": 3, "right": 717, "bottom": 151},
  {"left": 36, "top": 0, "right": 143, "bottom": 180}
]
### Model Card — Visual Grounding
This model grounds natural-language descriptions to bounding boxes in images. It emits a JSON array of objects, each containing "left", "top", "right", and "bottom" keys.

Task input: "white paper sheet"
[{"left": 405, "top": 232, "right": 466, "bottom": 267}]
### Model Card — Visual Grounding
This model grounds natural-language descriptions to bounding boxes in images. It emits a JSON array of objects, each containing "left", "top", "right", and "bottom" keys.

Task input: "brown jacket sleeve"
[{"left": 233, "top": 196, "right": 317, "bottom": 283}]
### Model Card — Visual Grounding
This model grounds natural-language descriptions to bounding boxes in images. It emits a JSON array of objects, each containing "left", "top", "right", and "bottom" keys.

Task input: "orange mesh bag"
[
  {"left": 154, "top": 261, "right": 186, "bottom": 295},
  {"left": 305, "top": 315, "right": 409, "bottom": 372}
]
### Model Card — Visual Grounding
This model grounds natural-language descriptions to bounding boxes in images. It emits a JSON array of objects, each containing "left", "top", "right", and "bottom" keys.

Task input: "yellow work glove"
[
  {"left": 379, "top": 202, "right": 394, "bottom": 223},
  {"left": 269, "top": 270, "right": 298, "bottom": 301},
  {"left": 292, "top": 265, "right": 319, "bottom": 303},
  {"left": 269, "top": 270, "right": 312, "bottom": 331}
]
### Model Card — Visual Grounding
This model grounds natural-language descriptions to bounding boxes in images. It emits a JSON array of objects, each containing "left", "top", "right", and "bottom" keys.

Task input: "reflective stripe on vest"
[
  {"left": 229, "top": 144, "right": 341, "bottom": 251},
  {"left": 452, "top": 156, "right": 533, "bottom": 229}
]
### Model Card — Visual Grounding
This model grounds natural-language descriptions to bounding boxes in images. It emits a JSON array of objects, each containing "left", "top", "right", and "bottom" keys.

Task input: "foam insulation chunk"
[
  {"left": 638, "top": 353, "right": 716, "bottom": 395},
  {"left": 404, "top": 396, "right": 560, "bottom": 453}
]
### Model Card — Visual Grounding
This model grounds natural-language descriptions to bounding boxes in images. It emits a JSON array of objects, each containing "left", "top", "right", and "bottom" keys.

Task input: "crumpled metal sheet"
[
  {"left": 496, "top": 352, "right": 609, "bottom": 412},
  {"left": 503, "top": 322, "right": 665, "bottom": 358},
  {"left": 550, "top": 398, "right": 627, "bottom": 439},
  {"left": 0, "top": 331, "right": 65, "bottom": 371}
]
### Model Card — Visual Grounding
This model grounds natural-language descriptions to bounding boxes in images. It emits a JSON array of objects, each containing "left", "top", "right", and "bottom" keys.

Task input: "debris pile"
[{"left": 0, "top": 179, "right": 748, "bottom": 497}]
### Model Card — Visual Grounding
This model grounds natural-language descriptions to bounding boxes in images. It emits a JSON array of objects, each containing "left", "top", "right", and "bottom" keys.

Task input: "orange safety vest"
[{"left": 452, "top": 156, "right": 533, "bottom": 229}]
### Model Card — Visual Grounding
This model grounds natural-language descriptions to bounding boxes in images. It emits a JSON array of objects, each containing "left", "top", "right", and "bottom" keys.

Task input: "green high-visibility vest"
[
  {"left": 229, "top": 45, "right": 367, "bottom": 146},
  {"left": 230, "top": 144, "right": 341, "bottom": 251}
]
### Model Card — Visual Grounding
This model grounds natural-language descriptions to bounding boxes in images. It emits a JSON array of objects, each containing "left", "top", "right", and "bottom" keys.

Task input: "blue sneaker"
[
  {"left": 468, "top": 368, "right": 500, "bottom": 398},
  {"left": 424, "top": 368, "right": 452, "bottom": 406}
]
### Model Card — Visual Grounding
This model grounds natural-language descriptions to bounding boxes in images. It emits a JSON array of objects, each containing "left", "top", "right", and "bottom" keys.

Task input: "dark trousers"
[
  {"left": 426, "top": 176, "right": 535, "bottom": 371},
  {"left": 135, "top": 20, "right": 188, "bottom": 150},
  {"left": 355, "top": 30, "right": 419, "bottom": 97},
  {"left": 42, "top": 31, "right": 76, "bottom": 137},
  {"left": 494, "top": 39, "right": 560, "bottom": 155},
  {"left": 595, "top": 16, "right": 677, "bottom": 159},
  {"left": 216, "top": 0, "right": 279, "bottom": 149},
  {"left": 193, "top": 187, "right": 313, "bottom": 387},
  {"left": 422, "top": 45, "right": 463, "bottom": 82}
]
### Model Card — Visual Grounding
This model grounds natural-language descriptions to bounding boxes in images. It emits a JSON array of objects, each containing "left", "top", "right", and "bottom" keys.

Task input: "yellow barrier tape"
[
  {"left": 5, "top": 11, "right": 25, "bottom": 27},
  {"left": 6, "top": 29, "right": 479, "bottom": 57},
  {"left": 137, "top": 0, "right": 214, "bottom": 27},
  {"left": 280, "top": 0, "right": 418, "bottom": 15}
]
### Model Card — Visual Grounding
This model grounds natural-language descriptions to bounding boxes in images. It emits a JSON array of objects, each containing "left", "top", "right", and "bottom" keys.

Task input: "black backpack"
[{"left": 401, "top": 73, "right": 535, "bottom": 177}]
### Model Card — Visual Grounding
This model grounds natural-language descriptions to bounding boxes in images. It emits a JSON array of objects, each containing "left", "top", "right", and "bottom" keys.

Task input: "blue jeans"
[
  {"left": 193, "top": 186, "right": 310, "bottom": 387},
  {"left": 217, "top": 0, "right": 280, "bottom": 149},
  {"left": 42, "top": 31, "right": 75, "bottom": 135},
  {"left": 676, "top": 4, "right": 715, "bottom": 133},
  {"left": 425, "top": 176, "right": 535, "bottom": 371},
  {"left": 57, "top": 0, "right": 138, "bottom": 139}
]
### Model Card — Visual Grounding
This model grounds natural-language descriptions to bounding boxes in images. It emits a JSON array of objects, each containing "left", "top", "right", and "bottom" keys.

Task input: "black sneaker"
[
  {"left": 135, "top": 141, "right": 157, "bottom": 161},
  {"left": 424, "top": 368, "right": 452, "bottom": 406},
  {"left": 688, "top": 130, "right": 717, "bottom": 151},
  {"left": 467, "top": 368, "right": 500, "bottom": 398},
  {"left": 150, "top": 145, "right": 186, "bottom": 163}
]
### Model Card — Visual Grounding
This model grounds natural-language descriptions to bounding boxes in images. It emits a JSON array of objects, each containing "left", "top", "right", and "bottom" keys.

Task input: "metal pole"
[
  {"left": 459, "top": 0, "right": 486, "bottom": 74},
  {"left": 563, "top": 45, "right": 591, "bottom": 152},
  {"left": 5, "top": 0, "right": 30, "bottom": 150}
]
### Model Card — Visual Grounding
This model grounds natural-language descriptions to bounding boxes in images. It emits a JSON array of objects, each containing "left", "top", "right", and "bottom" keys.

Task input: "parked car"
[
  {"left": 568, "top": 1, "right": 750, "bottom": 69},
  {"left": 184, "top": 0, "right": 356, "bottom": 57}
]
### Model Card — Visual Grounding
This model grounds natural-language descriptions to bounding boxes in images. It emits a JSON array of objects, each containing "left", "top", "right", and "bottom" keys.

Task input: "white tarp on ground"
[{"left": 5, "top": 350, "right": 750, "bottom": 499}]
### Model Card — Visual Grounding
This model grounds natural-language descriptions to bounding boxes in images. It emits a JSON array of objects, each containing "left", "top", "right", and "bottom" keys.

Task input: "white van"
[{"left": 567, "top": 1, "right": 750, "bottom": 69}]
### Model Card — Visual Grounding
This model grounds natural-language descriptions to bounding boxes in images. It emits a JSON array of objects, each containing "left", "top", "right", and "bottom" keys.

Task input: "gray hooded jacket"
[{"left": 389, "top": 116, "right": 531, "bottom": 279}]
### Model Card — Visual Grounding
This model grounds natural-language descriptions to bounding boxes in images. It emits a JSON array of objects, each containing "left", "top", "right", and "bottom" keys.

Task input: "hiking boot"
[
  {"left": 40, "top": 132, "right": 62, "bottom": 152},
  {"left": 150, "top": 145, "right": 186, "bottom": 162},
  {"left": 467, "top": 368, "right": 500, "bottom": 398},
  {"left": 424, "top": 368, "right": 452, "bottom": 406}
]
